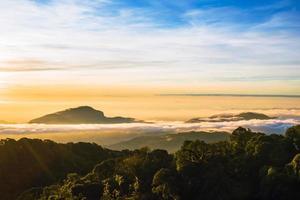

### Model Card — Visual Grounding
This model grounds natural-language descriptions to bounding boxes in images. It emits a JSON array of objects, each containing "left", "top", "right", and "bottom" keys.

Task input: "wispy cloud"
[
  {"left": 0, "top": 0, "right": 299, "bottom": 89},
  {"left": 0, "top": 59, "right": 63, "bottom": 72}
]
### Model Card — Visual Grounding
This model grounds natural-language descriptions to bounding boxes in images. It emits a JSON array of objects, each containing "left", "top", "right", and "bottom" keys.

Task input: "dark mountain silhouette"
[
  {"left": 186, "top": 112, "right": 275, "bottom": 123},
  {"left": 109, "top": 131, "right": 230, "bottom": 152},
  {"left": 29, "top": 106, "right": 139, "bottom": 124}
]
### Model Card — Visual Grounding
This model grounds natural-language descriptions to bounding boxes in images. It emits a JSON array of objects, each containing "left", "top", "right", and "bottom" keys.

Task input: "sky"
[{"left": 0, "top": 0, "right": 300, "bottom": 121}]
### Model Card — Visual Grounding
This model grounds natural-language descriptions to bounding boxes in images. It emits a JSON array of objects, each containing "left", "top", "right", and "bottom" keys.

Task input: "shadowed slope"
[
  {"left": 29, "top": 106, "right": 137, "bottom": 124},
  {"left": 109, "top": 131, "right": 230, "bottom": 152}
]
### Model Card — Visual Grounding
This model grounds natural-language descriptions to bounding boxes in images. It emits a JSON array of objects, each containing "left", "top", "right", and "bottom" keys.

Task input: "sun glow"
[{"left": 0, "top": 72, "right": 10, "bottom": 91}]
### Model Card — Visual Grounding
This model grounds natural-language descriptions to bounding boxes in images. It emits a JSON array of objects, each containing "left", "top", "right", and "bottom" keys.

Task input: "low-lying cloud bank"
[{"left": 0, "top": 118, "right": 299, "bottom": 145}]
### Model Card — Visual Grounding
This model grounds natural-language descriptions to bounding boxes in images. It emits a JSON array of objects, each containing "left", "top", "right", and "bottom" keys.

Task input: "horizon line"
[{"left": 159, "top": 94, "right": 300, "bottom": 98}]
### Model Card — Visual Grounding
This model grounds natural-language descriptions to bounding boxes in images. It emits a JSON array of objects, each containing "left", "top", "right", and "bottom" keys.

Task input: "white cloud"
[
  {"left": 0, "top": 0, "right": 299, "bottom": 87},
  {"left": 0, "top": 118, "right": 298, "bottom": 145}
]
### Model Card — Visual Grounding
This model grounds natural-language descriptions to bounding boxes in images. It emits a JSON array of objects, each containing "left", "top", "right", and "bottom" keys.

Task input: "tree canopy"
[{"left": 2, "top": 125, "right": 300, "bottom": 200}]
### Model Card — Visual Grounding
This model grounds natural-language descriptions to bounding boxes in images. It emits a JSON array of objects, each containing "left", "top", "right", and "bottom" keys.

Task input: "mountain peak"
[
  {"left": 68, "top": 106, "right": 96, "bottom": 111},
  {"left": 186, "top": 112, "right": 275, "bottom": 123},
  {"left": 29, "top": 106, "right": 137, "bottom": 124},
  {"left": 61, "top": 106, "right": 102, "bottom": 113}
]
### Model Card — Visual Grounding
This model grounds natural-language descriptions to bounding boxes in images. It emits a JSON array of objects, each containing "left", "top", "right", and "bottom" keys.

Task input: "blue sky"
[
  {"left": 113, "top": 0, "right": 300, "bottom": 25},
  {"left": 34, "top": 0, "right": 300, "bottom": 28},
  {"left": 0, "top": 0, "right": 299, "bottom": 95}
]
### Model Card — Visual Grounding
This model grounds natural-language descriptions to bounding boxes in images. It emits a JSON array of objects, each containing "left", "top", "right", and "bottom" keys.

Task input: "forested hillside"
[
  {"left": 0, "top": 138, "right": 124, "bottom": 199},
  {"left": 109, "top": 131, "right": 230, "bottom": 152},
  {"left": 14, "top": 125, "right": 300, "bottom": 200}
]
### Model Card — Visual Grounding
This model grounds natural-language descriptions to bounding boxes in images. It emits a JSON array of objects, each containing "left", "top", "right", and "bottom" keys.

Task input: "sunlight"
[
  {"left": 0, "top": 0, "right": 299, "bottom": 199},
  {"left": 0, "top": 72, "right": 10, "bottom": 92}
]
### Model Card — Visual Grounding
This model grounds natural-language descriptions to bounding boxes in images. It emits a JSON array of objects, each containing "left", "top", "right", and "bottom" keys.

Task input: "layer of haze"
[
  {"left": 0, "top": 117, "right": 299, "bottom": 145},
  {"left": 1, "top": 96, "right": 300, "bottom": 123}
]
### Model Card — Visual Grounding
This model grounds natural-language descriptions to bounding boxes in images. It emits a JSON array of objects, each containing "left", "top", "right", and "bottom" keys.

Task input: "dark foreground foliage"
[
  {"left": 0, "top": 138, "right": 123, "bottom": 199},
  {"left": 2, "top": 125, "right": 300, "bottom": 200}
]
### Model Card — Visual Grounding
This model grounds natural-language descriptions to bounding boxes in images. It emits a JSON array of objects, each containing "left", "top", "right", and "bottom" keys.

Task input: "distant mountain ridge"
[
  {"left": 0, "top": 120, "right": 14, "bottom": 124},
  {"left": 109, "top": 131, "right": 230, "bottom": 152},
  {"left": 29, "top": 106, "right": 139, "bottom": 124},
  {"left": 186, "top": 112, "right": 275, "bottom": 123}
]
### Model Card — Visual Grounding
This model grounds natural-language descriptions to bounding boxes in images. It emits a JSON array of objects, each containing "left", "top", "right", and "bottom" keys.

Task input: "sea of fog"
[{"left": 0, "top": 116, "right": 299, "bottom": 146}]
